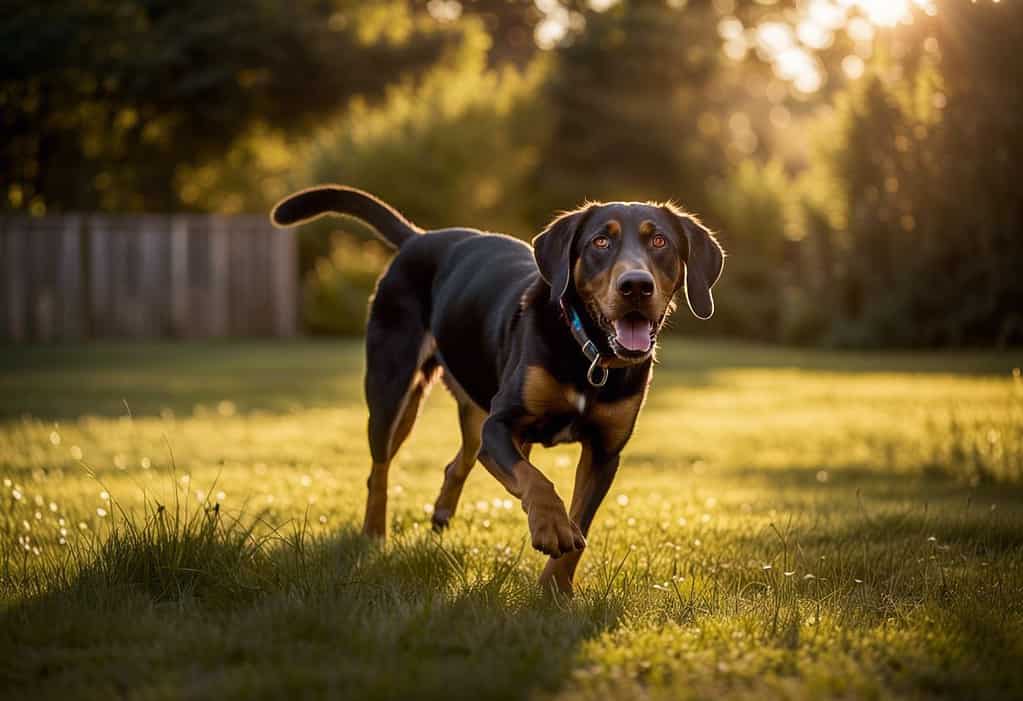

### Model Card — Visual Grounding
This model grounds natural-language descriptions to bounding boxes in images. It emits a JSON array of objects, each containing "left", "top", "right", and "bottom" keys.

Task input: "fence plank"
[
  {"left": 3, "top": 220, "right": 27, "bottom": 342},
  {"left": 208, "top": 216, "right": 230, "bottom": 338},
  {"left": 88, "top": 217, "right": 110, "bottom": 338},
  {"left": 30, "top": 218, "right": 56, "bottom": 342},
  {"left": 272, "top": 225, "right": 298, "bottom": 337},
  {"left": 139, "top": 216, "right": 165, "bottom": 337},
  {"left": 170, "top": 216, "right": 190, "bottom": 338},
  {"left": 59, "top": 215, "right": 83, "bottom": 339}
]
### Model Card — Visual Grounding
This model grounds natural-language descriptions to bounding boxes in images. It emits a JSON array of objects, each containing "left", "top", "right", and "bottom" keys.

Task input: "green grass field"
[{"left": 2, "top": 339, "right": 1022, "bottom": 700}]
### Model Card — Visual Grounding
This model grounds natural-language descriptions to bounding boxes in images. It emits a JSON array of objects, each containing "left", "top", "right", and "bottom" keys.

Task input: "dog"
[{"left": 271, "top": 186, "right": 724, "bottom": 594}]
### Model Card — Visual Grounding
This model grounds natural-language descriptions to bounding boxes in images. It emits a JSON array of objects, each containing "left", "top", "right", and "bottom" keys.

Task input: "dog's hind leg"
[
  {"left": 431, "top": 390, "right": 486, "bottom": 531},
  {"left": 363, "top": 304, "right": 434, "bottom": 539}
]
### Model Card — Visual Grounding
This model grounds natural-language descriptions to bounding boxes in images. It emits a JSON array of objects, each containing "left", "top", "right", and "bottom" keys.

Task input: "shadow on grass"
[
  {"left": 0, "top": 340, "right": 367, "bottom": 420},
  {"left": 1, "top": 521, "right": 623, "bottom": 700},
  {"left": 2, "top": 338, "right": 1019, "bottom": 421}
]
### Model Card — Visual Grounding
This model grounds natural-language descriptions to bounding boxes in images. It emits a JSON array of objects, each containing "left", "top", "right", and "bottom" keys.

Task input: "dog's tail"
[{"left": 270, "top": 185, "right": 421, "bottom": 250}]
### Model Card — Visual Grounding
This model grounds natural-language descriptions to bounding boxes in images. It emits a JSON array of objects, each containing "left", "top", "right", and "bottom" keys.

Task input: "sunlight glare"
[{"left": 841, "top": 0, "right": 936, "bottom": 27}]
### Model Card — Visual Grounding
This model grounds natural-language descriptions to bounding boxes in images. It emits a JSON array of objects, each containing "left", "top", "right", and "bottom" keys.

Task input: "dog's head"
[{"left": 532, "top": 202, "right": 724, "bottom": 363}]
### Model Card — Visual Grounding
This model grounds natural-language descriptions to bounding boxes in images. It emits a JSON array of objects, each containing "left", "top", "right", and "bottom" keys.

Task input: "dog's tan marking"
[
  {"left": 605, "top": 219, "right": 621, "bottom": 236},
  {"left": 574, "top": 257, "right": 613, "bottom": 310},
  {"left": 539, "top": 442, "right": 596, "bottom": 594},
  {"left": 523, "top": 365, "right": 579, "bottom": 416},
  {"left": 639, "top": 220, "right": 656, "bottom": 236},
  {"left": 589, "top": 387, "right": 648, "bottom": 454},
  {"left": 363, "top": 461, "right": 390, "bottom": 538},
  {"left": 514, "top": 460, "right": 585, "bottom": 559}
]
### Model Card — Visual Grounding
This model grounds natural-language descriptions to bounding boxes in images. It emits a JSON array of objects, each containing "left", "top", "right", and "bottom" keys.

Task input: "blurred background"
[{"left": 2, "top": 0, "right": 1021, "bottom": 347}]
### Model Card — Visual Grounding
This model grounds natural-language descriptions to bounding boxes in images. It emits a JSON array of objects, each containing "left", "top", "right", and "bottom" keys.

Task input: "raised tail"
[{"left": 270, "top": 185, "right": 421, "bottom": 249}]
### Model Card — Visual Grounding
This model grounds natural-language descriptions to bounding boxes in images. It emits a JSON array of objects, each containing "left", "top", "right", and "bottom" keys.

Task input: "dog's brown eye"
[
  {"left": 593, "top": 235, "right": 611, "bottom": 249},
  {"left": 651, "top": 233, "right": 667, "bottom": 248}
]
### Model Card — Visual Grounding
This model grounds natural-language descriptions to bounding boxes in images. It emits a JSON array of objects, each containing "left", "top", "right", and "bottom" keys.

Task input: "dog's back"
[{"left": 271, "top": 185, "right": 539, "bottom": 410}]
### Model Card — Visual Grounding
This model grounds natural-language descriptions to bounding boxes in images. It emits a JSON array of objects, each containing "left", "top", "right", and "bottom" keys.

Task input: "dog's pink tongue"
[{"left": 613, "top": 318, "right": 652, "bottom": 352}]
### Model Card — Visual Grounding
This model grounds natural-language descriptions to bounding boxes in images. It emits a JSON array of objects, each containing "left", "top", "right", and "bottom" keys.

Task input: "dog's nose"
[{"left": 617, "top": 270, "right": 654, "bottom": 297}]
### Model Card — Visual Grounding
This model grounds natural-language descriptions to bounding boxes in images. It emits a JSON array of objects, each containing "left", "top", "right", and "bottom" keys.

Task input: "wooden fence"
[{"left": 1, "top": 215, "right": 298, "bottom": 341}]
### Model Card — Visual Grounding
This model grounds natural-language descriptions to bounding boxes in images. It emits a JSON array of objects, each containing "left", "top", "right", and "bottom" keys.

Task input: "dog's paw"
[
  {"left": 430, "top": 507, "right": 452, "bottom": 532},
  {"left": 522, "top": 480, "right": 586, "bottom": 558}
]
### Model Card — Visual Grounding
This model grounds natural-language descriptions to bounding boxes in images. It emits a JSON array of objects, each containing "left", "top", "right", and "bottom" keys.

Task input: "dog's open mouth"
[
  {"left": 612, "top": 311, "right": 654, "bottom": 354},
  {"left": 587, "top": 304, "right": 656, "bottom": 358}
]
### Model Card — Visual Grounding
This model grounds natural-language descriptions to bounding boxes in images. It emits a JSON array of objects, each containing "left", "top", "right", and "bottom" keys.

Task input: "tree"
[{"left": 0, "top": 1, "right": 452, "bottom": 213}]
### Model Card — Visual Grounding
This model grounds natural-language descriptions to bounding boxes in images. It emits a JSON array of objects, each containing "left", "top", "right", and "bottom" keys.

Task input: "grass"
[{"left": 1, "top": 338, "right": 1022, "bottom": 700}]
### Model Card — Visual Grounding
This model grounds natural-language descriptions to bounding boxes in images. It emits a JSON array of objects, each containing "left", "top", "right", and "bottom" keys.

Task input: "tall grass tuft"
[{"left": 68, "top": 493, "right": 280, "bottom": 607}]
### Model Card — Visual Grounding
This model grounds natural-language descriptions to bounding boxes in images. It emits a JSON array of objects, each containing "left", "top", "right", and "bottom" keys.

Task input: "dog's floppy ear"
[
  {"left": 532, "top": 207, "right": 590, "bottom": 303},
  {"left": 675, "top": 214, "right": 724, "bottom": 320}
]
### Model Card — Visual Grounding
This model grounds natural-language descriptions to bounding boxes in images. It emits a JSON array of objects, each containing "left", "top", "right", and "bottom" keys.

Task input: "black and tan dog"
[{"left": 271, "top": 186, "right": 724, "bottom": 594}]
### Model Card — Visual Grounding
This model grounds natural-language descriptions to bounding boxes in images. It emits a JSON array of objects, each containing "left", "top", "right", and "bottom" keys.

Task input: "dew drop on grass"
[
  {"left": 140, "top": 457, "right": 151, "bottom": 469},
  {"left": 423, "top": 503, "right": 434, "bottom": 514},
  {"left": 617, "top": 494, "right": 630, "bottom": 507},
  {"left": 49, "top": 431, "right": 61, "bottom": 446},
  {"left": 96, "top": 508, "right": 107, "bottom": 518},
  {"left": 99, "top": 491, "right": 109, "bottom": 501}
]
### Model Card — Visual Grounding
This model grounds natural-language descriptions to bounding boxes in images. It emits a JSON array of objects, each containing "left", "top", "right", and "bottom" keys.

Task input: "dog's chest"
[
  {"left": 520, "top": 365, "right": 645, "bottom": 450},
  {"left": 522, "top": 407, "right": 586, "bottom": 447}
]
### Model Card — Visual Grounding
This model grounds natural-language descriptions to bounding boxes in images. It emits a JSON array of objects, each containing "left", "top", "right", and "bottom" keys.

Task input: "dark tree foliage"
[
  {"left": 0, "top": 0, "right": 450, "bottom": 212},
  {"left": 818, "top": 1, "right": 1023, "bottom": 346}
]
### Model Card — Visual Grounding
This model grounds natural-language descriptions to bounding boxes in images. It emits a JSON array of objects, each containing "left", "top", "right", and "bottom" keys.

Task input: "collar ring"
[{"left": 586, "top": 351, "right": 608, "bottom": 387}]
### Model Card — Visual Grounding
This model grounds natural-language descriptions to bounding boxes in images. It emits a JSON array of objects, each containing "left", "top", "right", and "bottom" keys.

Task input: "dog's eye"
[
  {"left": 651, "top": 233, "right": 667, "bottom": 249},
  {"left": 593, "top": 235, "right": 611, "bottom": 249}
]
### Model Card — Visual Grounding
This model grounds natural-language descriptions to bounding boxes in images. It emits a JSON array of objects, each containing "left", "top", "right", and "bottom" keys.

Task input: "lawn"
[{"left": 2, "top": 339, "right": 1022, "bottom": 700}]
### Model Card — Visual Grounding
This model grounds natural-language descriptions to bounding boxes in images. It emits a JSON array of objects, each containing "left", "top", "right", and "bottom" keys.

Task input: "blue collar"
[{"left": 560, "top": 300, "right": 609, "bottom": 387}]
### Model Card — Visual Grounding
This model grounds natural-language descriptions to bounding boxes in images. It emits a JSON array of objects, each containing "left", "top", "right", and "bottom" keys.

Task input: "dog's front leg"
[
  {"left": 479, "top": 411, "right": 586, "bottom": 559},
  {"left": 539, "top": 440, "right": 620, "bottom": 595}
]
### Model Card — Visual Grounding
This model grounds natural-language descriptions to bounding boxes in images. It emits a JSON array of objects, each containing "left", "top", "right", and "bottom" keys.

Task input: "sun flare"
[{"left": 849, "top": 0, "right": 936, "bottom": 27}]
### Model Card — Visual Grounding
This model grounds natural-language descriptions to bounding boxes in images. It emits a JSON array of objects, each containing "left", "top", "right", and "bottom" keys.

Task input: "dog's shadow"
[{"left": 2, "top": 526, "right": 624, "bottom": 700}]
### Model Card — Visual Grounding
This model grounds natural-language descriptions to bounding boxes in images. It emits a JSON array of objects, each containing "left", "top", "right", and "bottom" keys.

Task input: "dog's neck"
[
  {"left": 558, "top": 298, "right": 611, "bottom": 387},
  {"left": 520, "top": 279, "right": 651, "bottom": 392}
]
